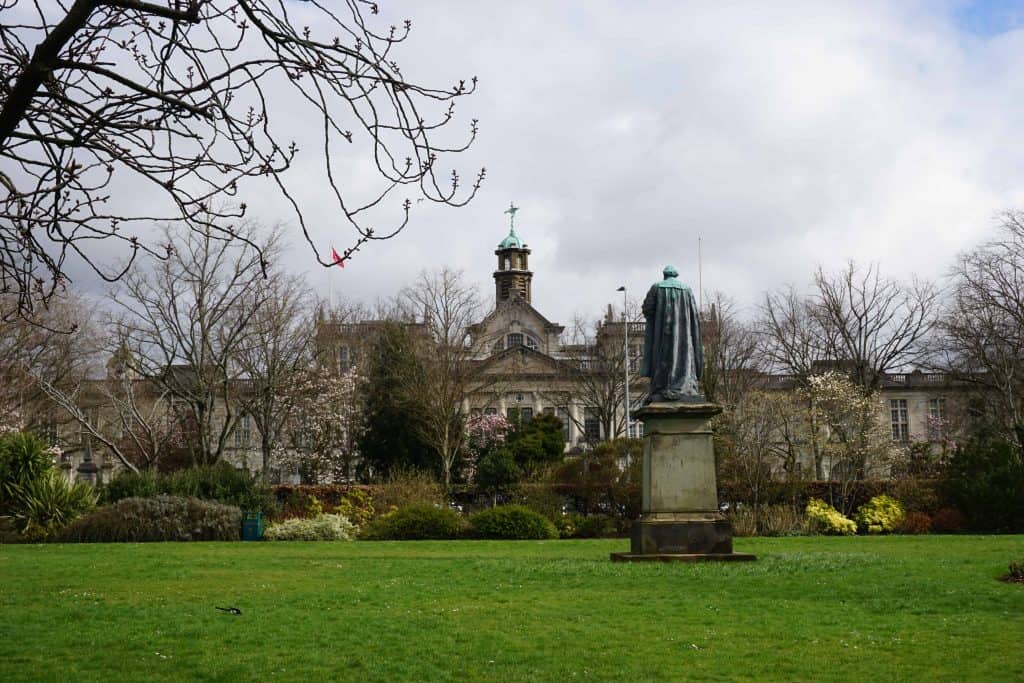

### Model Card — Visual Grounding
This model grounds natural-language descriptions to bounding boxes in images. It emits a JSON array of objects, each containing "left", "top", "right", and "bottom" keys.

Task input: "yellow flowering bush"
[
  {"left": 806, "top": 498, "right": 857, "bottom": 536},
  {"left": 855, "top": 495, "right": 905, "bottom": 534}
]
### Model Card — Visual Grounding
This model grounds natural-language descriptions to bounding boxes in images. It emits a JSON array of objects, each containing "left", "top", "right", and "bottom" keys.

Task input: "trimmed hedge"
[
  {"left": 468, "top": 505, "right": 558, "bottom": 540},
  {"left": 57, "top": 496, "right": 241, "bottom": 543},
  {"left": 359, "top": 504, "right": 465, "bottom": 540},
  {"left": 263, "top": 514, "right": 355, "bottom": 541}
]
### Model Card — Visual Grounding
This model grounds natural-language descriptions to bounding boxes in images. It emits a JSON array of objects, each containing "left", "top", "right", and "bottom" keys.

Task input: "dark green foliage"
[
  {"left": 572, "top": 514, "right": 617, "bottom": 538},
  {"left": 550, "top": 438, "right": 641, "bottom": 522},
  {"left": 104, "top": 462, "right": 276, "bottom": 514},
  {"left": 474, "top": 448, "right": 521, "bottom": 500},
  {"left": 359, "top": 504, "right": 465, "bottom": 540},
  {"left": 358, "top": 322, "right": 435, "bottom": 479},
  {"left": 468, "top": 505, "right": 558, "bottom": 540},
  {"left": 944, "top": 434, "right": 1024, "bottom": 532},
  {"left": 0, "top": 432, "right": 96, "bottom": 539},
  {"left": 101, "top": 469, "right": 159, "bottom": 502},
  {"left": 15, "top": 471, "right": 97, "bottom": 539},
  {"left": 1004, "top": 560, "right": 1024, "bottom": 584},
  {"left": 505, "top": 414, "right": 565, "bottom": 476},
  {"left": 0, "top": 432, "right": 53, "bottom": 514},
  {"left": 57, "top": 496, "right": 241, "bottom": 542}
]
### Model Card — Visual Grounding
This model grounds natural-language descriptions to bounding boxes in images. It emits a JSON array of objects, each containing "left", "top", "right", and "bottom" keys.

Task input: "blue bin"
[{"left": 241, "top": 511, "right": 263, "bottom": 541}]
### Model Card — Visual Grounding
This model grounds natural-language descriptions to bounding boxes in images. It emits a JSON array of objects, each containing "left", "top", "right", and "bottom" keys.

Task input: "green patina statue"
[{"left": 640, "top": 265, "right": 704, "bottom": 403}]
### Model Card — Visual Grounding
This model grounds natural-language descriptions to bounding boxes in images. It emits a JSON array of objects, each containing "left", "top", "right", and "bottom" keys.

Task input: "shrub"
[
  {"left": 572, "top": 514, "right": 617, "bottom": 539},
  {"left": 15, "top": 470, "right": 97, "bottom": 540},
  {"left": 0, "top": 432, "right": 55, "bottom": 514},
  {"left": 360, "top": 504, "right": 464, "bottom": 540},
  {"left": 334, "top": 489, "right": 374, "bottom": 529},
  {"left": 930, "top": 507, "right": 966, "bottom": 534},
  {"left": 758, "top": 505, "right": 810, "bottom": 537},
  {"left": 900, "top": 511, "right": 931, "bottom": 535},
  {"left": 945, "top": 435, "right": 1024, "bottom": 532},
  {"left": 1002, "top": 560, "right": 1024, "bottom": 584},
  {"left": 855, "top": 495, "right": 905, "bottom": 534},
  {"left": 468, "top": 505, "right": 558, "bottom": 540},
  {"left": 263, "top": 514, "right": 355, "bottom": 541},
  {"left": 57, "top": 496, "right": 241, "bottom": 543},
  {"left": 104, "top": 462, "right": 277, "bottom": 514},
  {"left": 806, "top": 498, "right": 856, "bottom": 536},
  {"left": 728, "top": 505, "right": 808, "bottom": 537},
  {"left": 102, "top": 469, "right": 159, "bottom": 503},
  {"left": 371, "top": 469, "right": 444, "bottom": 519}
]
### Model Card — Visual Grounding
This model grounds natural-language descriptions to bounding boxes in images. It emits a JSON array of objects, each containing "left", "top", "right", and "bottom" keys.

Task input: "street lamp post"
[{"left": 616, "top": 286, "right": 630, "bottom": 439}]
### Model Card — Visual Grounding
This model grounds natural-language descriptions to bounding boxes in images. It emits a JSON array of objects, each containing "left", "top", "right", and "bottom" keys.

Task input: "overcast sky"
[{"left": 64, "top": 1, "right": 1024, "bottom": 325}]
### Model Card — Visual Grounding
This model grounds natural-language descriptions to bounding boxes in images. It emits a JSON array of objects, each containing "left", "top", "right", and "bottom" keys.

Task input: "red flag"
[{"left": 330, "top": 247, "right": 345, "bottom": 268}]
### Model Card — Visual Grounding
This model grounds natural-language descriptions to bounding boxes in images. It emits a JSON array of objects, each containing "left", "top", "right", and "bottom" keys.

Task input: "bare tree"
[
  {"left": 233, "top": 269, "right": 316, "bottom": 476},
  {"left": 0, "top": 292, "right": 97, "bottom": 432},
  {"left": 114, "top": 219, "right": 273, "bottom": 465},
  {"left": 814, "top": 262, "right": 940, "bottom": 391},
  {"left": 0, "top": 0, "right": 483, "bottom": 318},
  {"left": 759, "top": 285, "right": 825, "bottom": 383},
  {"left": 399, "top": 267, "right": 486, "bottom": 489},
  {"left": 700, "top": 292, "right": 764, "bottom": 408},
  {"left": 550, "top": 307, "right": 643, "bottom": 443},
  {"left": 760, "top": 263, "right": 939, "bottom": 391},
  {"left": 938, "top": 210, "right": 1024, "bottom": 454}
]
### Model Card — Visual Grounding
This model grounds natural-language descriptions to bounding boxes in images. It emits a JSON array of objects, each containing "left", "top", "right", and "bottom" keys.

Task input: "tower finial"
[{"left": 504, "top": 202, "right": 519, "bottom": 232}]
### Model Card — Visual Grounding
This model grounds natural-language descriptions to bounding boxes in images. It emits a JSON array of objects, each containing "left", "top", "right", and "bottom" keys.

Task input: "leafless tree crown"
[{"left": 0, "top": 0, "right": 483, "bottom": 317}]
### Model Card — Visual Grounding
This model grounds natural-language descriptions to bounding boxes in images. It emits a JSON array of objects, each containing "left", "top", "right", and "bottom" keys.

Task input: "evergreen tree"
[{"left": 357, "top": 323, "right": 434, "bottom": 480}]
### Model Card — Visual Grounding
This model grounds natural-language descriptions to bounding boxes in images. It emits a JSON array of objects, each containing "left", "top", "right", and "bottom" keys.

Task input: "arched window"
[
  {"left": 507, "top": 333, "right": 523, "bottom": 348},
  {"left": 525, "top": 336, "right": 538, "bottom": 350}
]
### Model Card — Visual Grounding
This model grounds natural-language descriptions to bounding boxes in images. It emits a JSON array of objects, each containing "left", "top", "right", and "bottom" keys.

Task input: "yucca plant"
[
  {"left": 0, "top": 431, "right": 53, "bottom": 514},
  {"left": 14, "top": 470, "right": 97, "bottom": 538}
]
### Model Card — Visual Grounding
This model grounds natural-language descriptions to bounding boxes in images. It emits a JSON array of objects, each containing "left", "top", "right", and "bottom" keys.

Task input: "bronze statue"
[{"left": 640, "top": 265, "right": 704, "bottom": 403}]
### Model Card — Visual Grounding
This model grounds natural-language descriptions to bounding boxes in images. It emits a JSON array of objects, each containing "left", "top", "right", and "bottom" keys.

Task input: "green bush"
[
  {"left": 360, "top": 504, "right": 465, "bottom": 540},
  {"left": 57, "top": 496, "right": 241, "bottom": 543},
  {"left": 102, "top": 469, "right": 159, "bottom": 502},
  {"left": 15, "top": 470, "right": 97, "bottom": 540},
  {"left": 0, "top": 432, "right": 55, "bottom": 514},
  {"left": 263, "top": 514, "right": 355, "bottom": 541},
  {"left": 944, "top": 435, "right": 1024, "bottom": 532},
  {"left": 573, "top": 514, "right": 617, "bottom": 538},
  {"left": 468, "top": 505, "right": 558, "bottom": 540},
  {"left": 855, "top": 495, "right": 905, "bottom": 534},
  {"left": 806, "top": 498, "right": 856, "bottom": 536},
  {"left": 104, "top": 462, "right": 276, "bottom": 514},
  {"left": 333, "top": 489, "right": 374, "bottom": 528}
]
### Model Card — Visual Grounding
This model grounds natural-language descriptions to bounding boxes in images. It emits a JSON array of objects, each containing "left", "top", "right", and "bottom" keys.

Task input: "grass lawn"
[{"left": 1, "top": 536, "right": 1022, "bottom": 682}]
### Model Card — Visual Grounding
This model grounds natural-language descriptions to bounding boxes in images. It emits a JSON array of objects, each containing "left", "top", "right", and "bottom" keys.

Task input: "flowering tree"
[
  {"left": 462, "top": 412, "right": 511, "bottom": 483},
  {"left": 800, "top": 372, "right": 898, "bottom": 512},
  {"left": 278, "top": 367, "right": 361, "bottom": 483}
]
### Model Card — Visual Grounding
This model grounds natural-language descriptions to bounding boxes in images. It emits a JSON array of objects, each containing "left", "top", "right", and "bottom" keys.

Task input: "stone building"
[{"left": 36, "top": 214, "right": 971, "bottom": 484}]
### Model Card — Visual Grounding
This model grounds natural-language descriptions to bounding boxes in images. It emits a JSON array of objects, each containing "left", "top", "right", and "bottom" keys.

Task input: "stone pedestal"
[{"left": 611, "top": 402, "right": 755, "bottom": 563}]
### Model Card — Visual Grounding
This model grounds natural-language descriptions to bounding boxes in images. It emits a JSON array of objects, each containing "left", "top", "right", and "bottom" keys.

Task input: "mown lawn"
[{"left": 1, "top": 536, "right": 1022, "bottom": 682}]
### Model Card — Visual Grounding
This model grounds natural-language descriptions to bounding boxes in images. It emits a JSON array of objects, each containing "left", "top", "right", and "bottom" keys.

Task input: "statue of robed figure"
[{"left": 640, "top": 265, "right": 704, "bottom": 403}]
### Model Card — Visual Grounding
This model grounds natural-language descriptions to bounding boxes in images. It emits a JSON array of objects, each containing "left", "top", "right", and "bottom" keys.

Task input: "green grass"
[{"left": 1, "top": 536, "right": 1022, "bottom": 682}]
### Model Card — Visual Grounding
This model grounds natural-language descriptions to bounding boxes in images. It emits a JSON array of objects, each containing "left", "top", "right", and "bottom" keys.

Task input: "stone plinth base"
[
  {"left": 610, "top": 401, "right": 756, "bottom": 563},
  {"left": 610, "top": 552, "right": 756, "bottom": 563}
]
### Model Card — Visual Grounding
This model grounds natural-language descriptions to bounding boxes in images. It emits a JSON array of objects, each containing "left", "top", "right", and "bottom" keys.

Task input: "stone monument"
[{"left": 611, "top": 266, "right": 755, "bottom": 562}]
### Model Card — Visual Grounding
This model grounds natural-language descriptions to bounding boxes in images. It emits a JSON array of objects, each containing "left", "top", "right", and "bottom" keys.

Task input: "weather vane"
[{"left": 504, "top": 202, "right": 519, "bottom": 230}]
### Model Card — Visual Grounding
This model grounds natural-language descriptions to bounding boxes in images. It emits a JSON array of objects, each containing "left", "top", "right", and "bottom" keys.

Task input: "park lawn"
[{"left": 1, "top": 536, "right": 1022, "bottom": 682}]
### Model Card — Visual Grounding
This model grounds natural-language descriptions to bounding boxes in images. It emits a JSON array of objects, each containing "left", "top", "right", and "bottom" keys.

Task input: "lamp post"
[{"left": 616, "top": 286, "right": 630, "bottom": 439}]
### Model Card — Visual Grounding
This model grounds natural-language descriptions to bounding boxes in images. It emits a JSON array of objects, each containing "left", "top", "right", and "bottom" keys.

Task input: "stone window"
[
  {"left": 890, "top": 399, "right": 909, "bottom": 442},
  {"left": 235, "top": 414, "right": 252, "bottom": 448},
  {"left": 507, "top": 333, "right": 523, "bottom": 348},
  {"left": 525, "top": 336, "right": 538, "bottom": 351},
  {"left": 584, "top": 408, "right": 601, "bottom": 443}
]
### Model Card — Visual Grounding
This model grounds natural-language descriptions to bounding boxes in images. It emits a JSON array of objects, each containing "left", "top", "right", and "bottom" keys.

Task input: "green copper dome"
[{"left": 498, "top": 227, "right": 523, "bottom": 250}]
